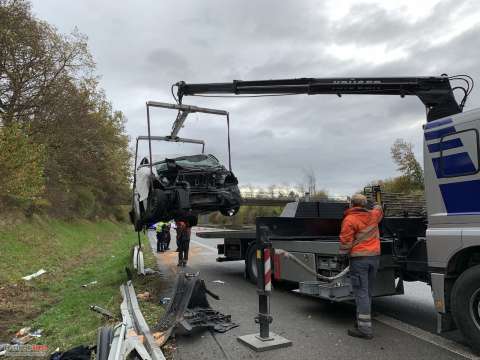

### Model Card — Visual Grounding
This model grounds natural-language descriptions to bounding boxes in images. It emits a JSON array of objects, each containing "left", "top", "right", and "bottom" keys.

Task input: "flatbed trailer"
[{"left": 197, "top": 199, "right": 419, "bottom": 303}]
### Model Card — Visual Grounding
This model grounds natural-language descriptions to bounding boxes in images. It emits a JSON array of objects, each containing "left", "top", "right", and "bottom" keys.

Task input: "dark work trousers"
[
  {"left": 349, "top": 256, "right": 380, "bottom": 336},
  {"left": 178, "top": 240, "right": 190, "bottom": 264},
  {"left": 156, "top": 232, "right": 166, "bottom": 252},
  {"left": 165, "top": 231, "right": 171, "bottom": 249}
]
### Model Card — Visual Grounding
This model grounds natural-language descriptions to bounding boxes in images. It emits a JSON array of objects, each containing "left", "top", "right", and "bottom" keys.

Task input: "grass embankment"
[{"left": 0, "top": 217, "right": 163, "bottom": 351}]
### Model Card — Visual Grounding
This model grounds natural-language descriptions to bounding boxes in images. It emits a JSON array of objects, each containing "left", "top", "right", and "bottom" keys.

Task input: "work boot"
[{"left": 347, "top": 328, "right": 373, "bottom": 340}]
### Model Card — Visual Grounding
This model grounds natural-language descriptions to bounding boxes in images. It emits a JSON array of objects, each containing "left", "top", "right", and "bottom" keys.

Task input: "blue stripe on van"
[
  {"left": 424, "top": 126, "right": 456, "bottom": 140},
  {"left": 440, "top": 180, "right": 480, "bottom": 213},
  {"left": 432, "top": 152, "right": 476, "bottom": 178},
  {"left": 427, "top": 138, "right": 463, "bottom": 153},
  {"left": 424, "top": 118, "right": 452, "bottom": 130}
]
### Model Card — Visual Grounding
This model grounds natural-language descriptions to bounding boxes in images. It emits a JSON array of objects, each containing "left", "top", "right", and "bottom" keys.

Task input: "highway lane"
[{"left": 162, "top": 229, "right": 476, "bottom": 360}]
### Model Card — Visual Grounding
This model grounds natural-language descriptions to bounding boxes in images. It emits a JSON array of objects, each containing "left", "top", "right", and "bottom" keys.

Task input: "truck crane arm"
[{"left": 174, "top": 75, "right": 473, "bottom": 122}]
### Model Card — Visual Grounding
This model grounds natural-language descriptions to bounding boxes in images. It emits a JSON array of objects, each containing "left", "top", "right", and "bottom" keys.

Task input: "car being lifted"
[
  {"left": 130, "top": 101, "right": 240, "bottom": 231},
  {"left": 130, "top": 153, "right": 240, "bottom": 230}
]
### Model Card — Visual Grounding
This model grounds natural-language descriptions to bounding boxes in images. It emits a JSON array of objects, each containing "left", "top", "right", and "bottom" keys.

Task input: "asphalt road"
[{"left": 149, "top": 229, "right": 478, "bottom": 360}]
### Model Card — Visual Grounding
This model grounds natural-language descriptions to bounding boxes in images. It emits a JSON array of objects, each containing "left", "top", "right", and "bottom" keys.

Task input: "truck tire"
[
  {"left": 451, "top": 264, "right": 480, "bottom": 354},
  {"left": 245, "top": 244, "right": 258, "bottom": 285},
  {"left": 96, "top": 326, "right": 113, "bottom": 360}
]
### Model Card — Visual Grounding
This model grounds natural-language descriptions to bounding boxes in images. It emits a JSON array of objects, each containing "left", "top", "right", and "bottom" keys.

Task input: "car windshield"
[{"left": 153, "top": 154, "right": 221, "bottom": 172}]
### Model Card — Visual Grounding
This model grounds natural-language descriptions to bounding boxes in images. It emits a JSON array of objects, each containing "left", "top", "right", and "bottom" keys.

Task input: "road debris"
[
  {"left": 22, "top": 269, "right": 46, "bottom": 281},
  {"left": 160, "top": 297, "right": 171, "bottom": 305},
  {"left": 212, "top": 280, "right": 225, "bottom": 284},
  {"left": 29, "top": 329, "right": 42, "bottom": 338},
  {"left": 15, "top": 327, "right": 30, "bottom": 337},
  {"left": 137, "top": 291, "right": 151, "bottom": 301},
  {"left": 89, "top": 305, "right": 114, "bottom": 319},
  {"left": 11, "top": 327, "right": 43, "bottom": 345},
  {"left": 82, "top": 280, "right": 98, "bottom": 288},
  {"left": 154, "top": 272, "right": 238, "bottom": 346},
  {"left": 145, "top": 267, "right": 161, "bottom": 275}
]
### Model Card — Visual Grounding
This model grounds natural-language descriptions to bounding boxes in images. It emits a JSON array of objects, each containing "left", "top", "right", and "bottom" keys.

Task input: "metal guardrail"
[{"left": 106, "top": 281, "right": 166, "bottom": 360}]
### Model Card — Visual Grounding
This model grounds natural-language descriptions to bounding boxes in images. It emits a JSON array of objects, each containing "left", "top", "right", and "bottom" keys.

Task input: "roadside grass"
[
  {"left": 0, "top": 217, "right": 164, "bottom": 352},
  {"left": 132, "top": 239, "right": 166, "bottom": 328}
]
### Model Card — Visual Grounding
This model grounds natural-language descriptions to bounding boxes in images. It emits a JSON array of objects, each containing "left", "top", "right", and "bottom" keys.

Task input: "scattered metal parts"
[
  {"left": 154, "top": 272, "right": 237, "bottom": 345},
  {"left": 82, "top": 280, "right": 98, "bottom": 288},
  {"left": 90, "top": 305, "right": 114, "bottom": 319}
]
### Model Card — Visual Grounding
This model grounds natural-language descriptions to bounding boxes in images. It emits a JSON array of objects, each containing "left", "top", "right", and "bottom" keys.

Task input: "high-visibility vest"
[
  {"left": 339, "top": 206, "right": 383, "bottom": 257},
  {"left": 156, "top": 222, "right": 166, "bottom": 232}
]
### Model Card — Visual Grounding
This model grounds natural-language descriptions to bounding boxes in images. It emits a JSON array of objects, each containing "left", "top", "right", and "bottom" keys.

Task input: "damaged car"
[{"left": 130, "top": 154, "right": 241, "bottom": 231}]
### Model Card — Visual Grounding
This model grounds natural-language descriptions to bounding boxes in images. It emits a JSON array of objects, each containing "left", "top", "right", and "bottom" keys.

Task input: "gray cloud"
[{"left": 30, "top": 0, "right": 480, "bottom": 194}]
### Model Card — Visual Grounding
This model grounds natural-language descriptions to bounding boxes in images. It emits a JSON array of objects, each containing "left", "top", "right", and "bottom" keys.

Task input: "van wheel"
[
  {"left": 245, "top": 244, "right": 258, "bottom": 285},
  {"left": 451, "top": 264, "right": 480, "bottom": 354}
]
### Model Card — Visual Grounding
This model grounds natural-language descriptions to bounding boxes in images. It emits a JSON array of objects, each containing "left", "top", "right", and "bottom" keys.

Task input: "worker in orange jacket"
[{"left": 339, "top": 193, "right": 383, "bottom": 339}]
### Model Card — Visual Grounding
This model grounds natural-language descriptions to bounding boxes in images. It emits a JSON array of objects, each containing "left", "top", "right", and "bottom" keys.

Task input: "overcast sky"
[{"left": 31, "top": 0, "right": 480, "bottom": 195}]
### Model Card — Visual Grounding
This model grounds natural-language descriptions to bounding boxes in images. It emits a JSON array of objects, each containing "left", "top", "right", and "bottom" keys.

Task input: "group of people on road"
[{"left": 154, "top": 220, "right": 192, "bottom": 267}]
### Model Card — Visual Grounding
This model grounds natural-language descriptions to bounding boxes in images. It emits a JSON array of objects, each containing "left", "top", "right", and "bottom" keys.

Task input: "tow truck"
[{"left": 171, "top": 75, "right": 480, "bottom": 352}]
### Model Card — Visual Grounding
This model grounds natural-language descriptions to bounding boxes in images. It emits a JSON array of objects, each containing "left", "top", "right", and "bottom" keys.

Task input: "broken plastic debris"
[
  {"left": 82, "top": 281, "right": 98, "bottom": 288},
  {"left": 22, "top": 269, "right": 46, "bottom": 281},
  {"left": 137, "top": 291, "right": 151, "bottom": 301},
  {"left": 29, "top": 329, "right": 42, "bottom": 338},
  {"left": 12, "top": 328, "right": 42, "bottom": 345},
  {"left": 212, "top": 280, "right": 225, "bottom": 284},
  {"left": 15, "top": 327, "right": 31, "bottom": 337},
  {"left": 144, "top": 268, "right": 160, "bottom": 275},
  {"left": 160, "top": 297, "right": 171, "bottom": 305}
]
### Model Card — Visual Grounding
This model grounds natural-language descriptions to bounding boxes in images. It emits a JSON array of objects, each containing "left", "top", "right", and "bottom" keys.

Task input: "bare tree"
[{"left": 302, "top": 166, "right": 317, "bottom": 195}]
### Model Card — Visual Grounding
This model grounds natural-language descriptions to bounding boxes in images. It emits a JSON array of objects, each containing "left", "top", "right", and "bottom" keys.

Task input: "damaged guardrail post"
[{"left": 237, "top": 225, "right": 292, "bottom": 351}]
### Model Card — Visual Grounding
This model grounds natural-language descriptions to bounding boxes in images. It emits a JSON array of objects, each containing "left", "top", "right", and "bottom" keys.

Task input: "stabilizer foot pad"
[{"left": 237, "top": 332, "right": 292, "bottom": 352}]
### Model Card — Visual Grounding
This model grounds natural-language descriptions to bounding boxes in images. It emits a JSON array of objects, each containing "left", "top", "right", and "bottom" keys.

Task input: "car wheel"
[
  {"left": 451, "top": 264, "right": 480, "bottom": 354},
  {"left": 96, "top": 326, "right": 113, "bottom": 360},
  {"left": 245, "top": 244, "right": 258, "bottom": 285}
]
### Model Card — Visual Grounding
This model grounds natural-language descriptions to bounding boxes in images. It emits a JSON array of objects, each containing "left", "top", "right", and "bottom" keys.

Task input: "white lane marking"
[
  {"left": 375, "top": 314, "right": 479, "bottom": 360},
  {"left": 191, "top": 239, "right": 218, "bottom": 253}
]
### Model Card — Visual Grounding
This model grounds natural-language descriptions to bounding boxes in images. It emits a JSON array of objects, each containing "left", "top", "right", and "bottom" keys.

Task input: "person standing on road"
[
  {"left": 163, "top": 222, "right": 171, "bottom": 250},
  {"left": 339, "top": 193, "right": 383, "bottom": 340},
  {"left": 156, "top": 221, "right": 166, "bottom": 252},
  {"left": 176, "top": 220, "right": 191, "bottom": 267}
]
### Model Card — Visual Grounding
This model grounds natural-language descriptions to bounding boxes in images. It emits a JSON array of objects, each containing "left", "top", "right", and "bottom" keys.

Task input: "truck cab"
[{"left": 423, "top": 109, "right": 480, "bottom": 347}]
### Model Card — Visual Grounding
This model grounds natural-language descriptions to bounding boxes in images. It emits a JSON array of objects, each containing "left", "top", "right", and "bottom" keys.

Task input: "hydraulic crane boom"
[{"left": 175, "top": 76, "right": 471, "bottom": 122}]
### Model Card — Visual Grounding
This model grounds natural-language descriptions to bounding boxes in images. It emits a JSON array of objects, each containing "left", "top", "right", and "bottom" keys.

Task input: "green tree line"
[
  {"left": 0, "top": 0, "right": 131, "bottom": 219},
  {"left": 205, "top": 138, "right": 424, "bottom": 226}
]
